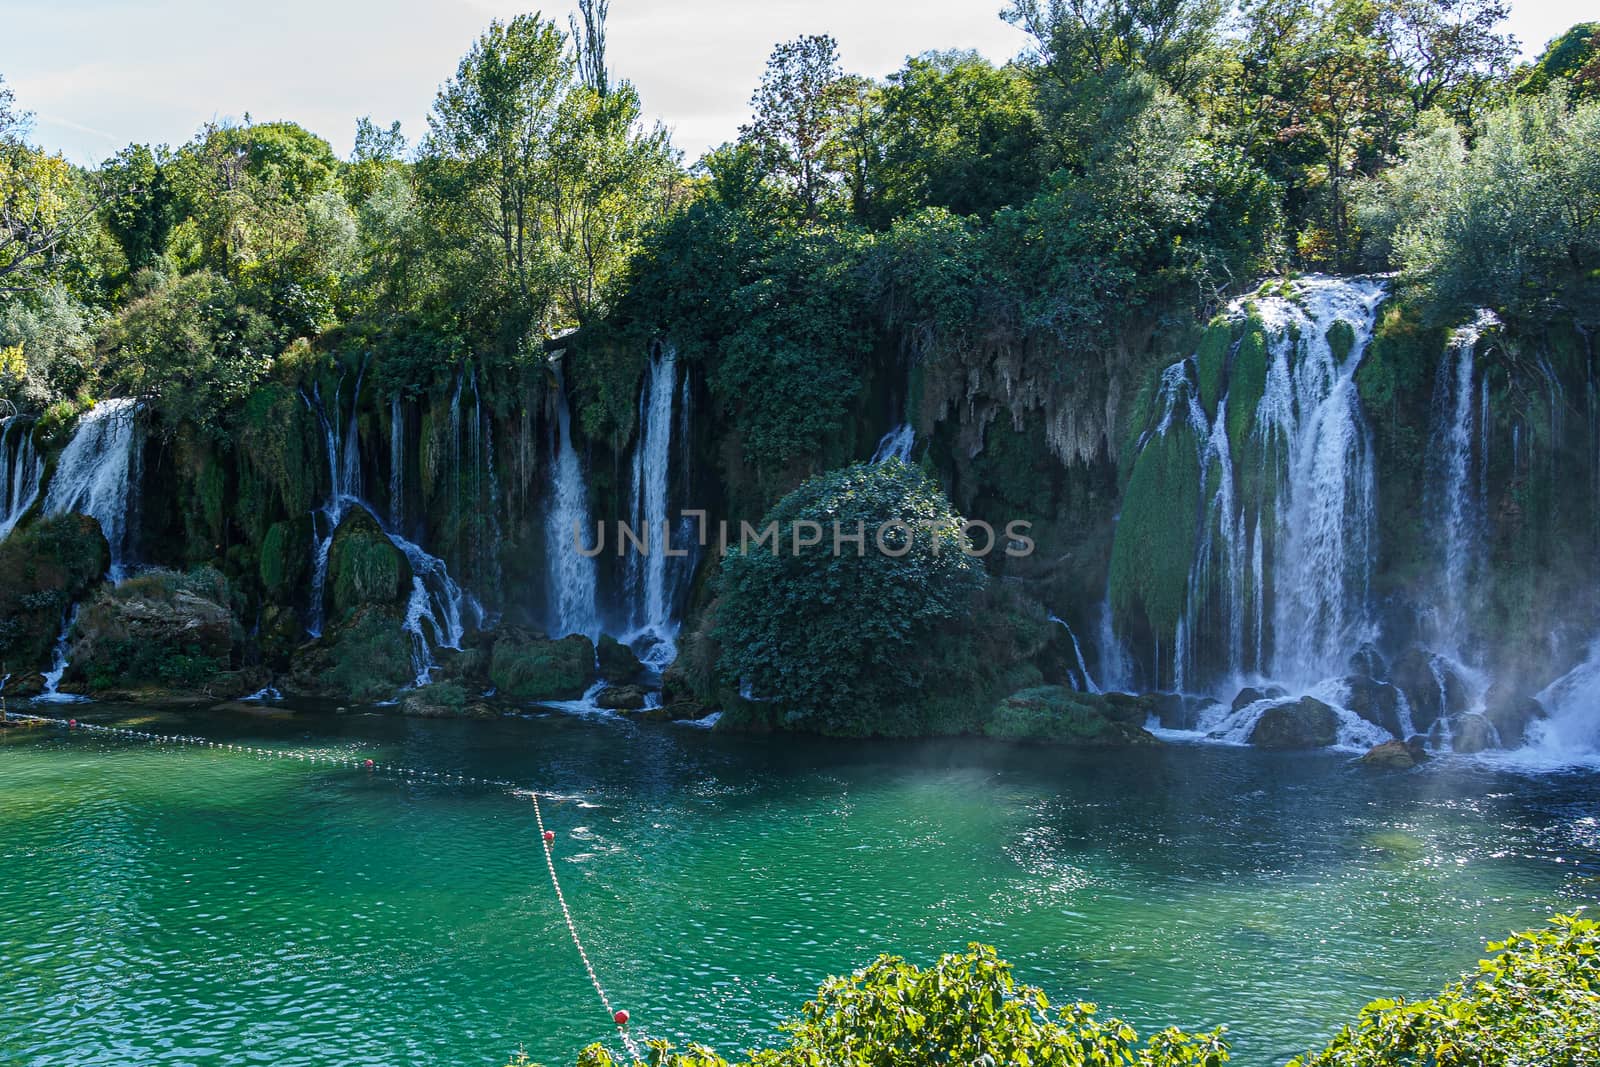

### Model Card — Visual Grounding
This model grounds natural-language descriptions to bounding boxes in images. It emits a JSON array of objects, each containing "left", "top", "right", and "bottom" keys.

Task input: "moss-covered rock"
[
  {"left": 489, "top": 631, "right": 596, "bottom": 700},
  {"left": 1109, "top": 422, "right": 1200, "bottom": 672},
  {"left": 259, "top": 518, "right": 312, "bottom": 601},
  {"left": 0, "top": 513, "right": 110, "bottom": 688},
  {"left": 325, "top": 508, "right": 409, "bottom": 624},
  {"left": 287, "top": 605, "right": 414, "bottom": 703},
  {"left": 597, "top": 633, "right": 643, "bottom": 679},
  {"left": 68, "top": 567, "right": 238, "bottom": 696},
  {"left": 985, "top": 686, "right": 1157, "bottom": 746}
]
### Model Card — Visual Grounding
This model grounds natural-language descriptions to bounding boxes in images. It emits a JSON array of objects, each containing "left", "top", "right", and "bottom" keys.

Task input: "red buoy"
[
  {"left": 68, "top": 719, "right": 78, "bottom": 729},
  {"left": 364, "top": 759, "right": 375, "bottom": 769},
  {"left": 543, "top": 830, "right": 555, "bottom": 843},
  {"left": 613, "top": 1010, "right": 629, "bottom": 1027}
]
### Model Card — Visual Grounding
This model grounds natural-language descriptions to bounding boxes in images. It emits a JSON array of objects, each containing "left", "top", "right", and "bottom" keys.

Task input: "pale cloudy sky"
[{"left": 1, "top": 0, "right": 1587, "bottom": 167}]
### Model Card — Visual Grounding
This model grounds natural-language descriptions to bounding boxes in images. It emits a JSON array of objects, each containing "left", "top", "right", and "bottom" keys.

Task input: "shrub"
[
  {"left": 1290, "top": 912, "right": 1600, "bottom": 1067},
  {"left": 572, "top": 944, "right": 1230, "bottom": 1067},
  {"left": 489, "top": 633, "right": 597, "bottom": 700},
  {"left": 712, "top": 461, "right": 987, "bottom": 734}
]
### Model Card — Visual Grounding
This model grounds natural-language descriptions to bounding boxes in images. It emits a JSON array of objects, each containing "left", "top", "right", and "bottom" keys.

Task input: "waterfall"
[
  {"left": 304, "top": 369, "right": 480, "bottom": 684},
  {"left": 544, "top": 362, "right": 600, "bottom": 640},
  {"left": 1051, "top": 615, "right": 1102, "bottom": 694},
  {"left": 1428, "top": 311, "right": 1496, "bottom": 650},
  {"left": 35, "top": 608, "right": 86, "bottom": 704},
  {"left": 1117, "top": 276, "right": 1387, "bottom": 692},
  {"left": 0, "top": 416, "right": 43, "bottom": 542},
  {"left": 623, "top": 344, "right": 687, "bottom": 667},
  {"left": 43, "top": 398, "right": 144, "bottom": 581},
  {"left": 1265, "top": 278, "right": 1385, "bottom": 684},
  {"left": 871, "top": 424, "right": 915, "bottom": 464}
]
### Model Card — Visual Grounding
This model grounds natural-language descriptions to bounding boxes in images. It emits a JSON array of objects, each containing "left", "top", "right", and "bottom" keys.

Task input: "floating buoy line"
[{"left": 0, "top": 707, "right": 644, "bottom": 1062}]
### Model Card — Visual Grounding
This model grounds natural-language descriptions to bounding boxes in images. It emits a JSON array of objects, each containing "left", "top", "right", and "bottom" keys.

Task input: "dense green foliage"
[
  {"left": 1290, "top": 913, "right": 1600, "bottom": 1067},
  {"left": 712, "top": 462, "right": 986, "bottom": 733}
]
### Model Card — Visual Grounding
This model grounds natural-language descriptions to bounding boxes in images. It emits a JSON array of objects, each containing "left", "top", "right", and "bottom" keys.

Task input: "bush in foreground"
[{"left": 507, "top": 913, "right": 1598, "bottom": 1067}]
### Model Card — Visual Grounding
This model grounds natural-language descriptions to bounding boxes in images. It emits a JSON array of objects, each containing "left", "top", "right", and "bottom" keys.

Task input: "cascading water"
[
  {"left": 871, "top": 424, "right": 915, "bottom": 464},
  {"left": 544, "top": 363, "right": 600, "bottom": 641},
  {"left": 0, "top": 416, "right": 43, "bottom": 542},
  {"left": 389, "top": 393, "right": 405, "bottom": 531},
  {"left": 1509, "top": 638, "right": 1600, "bottom": 768},
  {"left": 1050, "top": 616, "right": 1101, "bottom": 694},
  {"left": 1124, "top": 276, "right": 1387, "bottom": 694},
  {"left": 43, "top": 398, "right": 144, "bottom": 581},
  {"left": 35, "top": 608, "right": 86, "bottom": 704},
  {"left": 305, "top": 367, "right": 480, "bottom": 685},
  {"left": 622, "top": 344, "right": 690, "bottom": 668},
  {"left": 1427, "top": 311, "right": 1496, "bottom": 650}
]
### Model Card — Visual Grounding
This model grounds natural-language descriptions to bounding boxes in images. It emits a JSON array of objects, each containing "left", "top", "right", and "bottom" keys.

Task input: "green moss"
[
  {"left": 1226, "top": 324, "right": 1269, "bottom": 457},
  {"left": 1326, "top": 318, "right": 1355, "bottom": 364},
  {"left": 490, "top": 633, "right": 596, "bottom": 699},
  {"left": 236, "top": 382, "right": 320, "bottom": 542},
  {"left": 259, "top": 519, "right": 311, "bottom": 600},
  {"left": 1109, "top": 424, "right": 1200, "bottom": 646},
  {"left": 0, "top": 513, "right": 110, "bottom": 676},
  {"left": 984, "top": 685, "right": 1153, "bottom": 745},
  {"left": 325, "top": 509, "right": 408, "bottom": 623},
  {"left": 321, "top": 608, "right": 415, "bottom": 702},
  {"left": 1192, "top": 318, "right": 1233, "bottom": 418}
]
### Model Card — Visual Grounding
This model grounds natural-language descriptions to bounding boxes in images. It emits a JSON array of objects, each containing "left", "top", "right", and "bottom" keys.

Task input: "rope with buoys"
[
  {"left": 529, "top": 791, "right": 642, "bottom": 1062},
  {"left": 1, "top": 707, "right": 642, "bottom": 1059}
]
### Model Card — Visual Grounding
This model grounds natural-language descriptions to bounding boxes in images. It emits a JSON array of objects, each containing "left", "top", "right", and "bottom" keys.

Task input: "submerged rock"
[
  {"left": 986, "top": 686, "right": 1157, "bottom": 746},
  {"left": 1247, "top": 696, "right": 1339, "bottom": 749},
  {"left": 1359, "top": 738, "right": 1429, "bottom": 770}
]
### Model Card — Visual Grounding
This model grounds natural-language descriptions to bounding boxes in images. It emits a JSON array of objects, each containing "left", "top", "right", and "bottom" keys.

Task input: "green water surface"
[{"left": 2, "top": 705, "right": 1597, "bottom": 1067}]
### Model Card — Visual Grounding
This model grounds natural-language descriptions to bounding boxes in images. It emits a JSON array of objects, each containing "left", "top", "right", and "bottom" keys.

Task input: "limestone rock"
[{"left": 1247, "top": 696, "right": 1339, "bottom": 749}]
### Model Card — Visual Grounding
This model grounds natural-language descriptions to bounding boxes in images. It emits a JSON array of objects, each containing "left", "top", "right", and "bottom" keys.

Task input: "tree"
[
  {"left": 98, "top": 143, "right": 175, "bottom": 274},
  {"left": 870, "top": 52, "right": 1046, "bottom": 222},
  {"left": 0, "top": 76, "right": 98, "bottom": 295},
  {"left": 740, "top": 35, "right": 852, "bottom": 221},
  {"left": 1374, "top": 0, "right": 1516, "bottom": 124},
  {"left": 713, "top": 462, "right": 987, "bottom": 733},
  {"left": 1518, "top": 22, "right": 1600, "bottom": 103}
]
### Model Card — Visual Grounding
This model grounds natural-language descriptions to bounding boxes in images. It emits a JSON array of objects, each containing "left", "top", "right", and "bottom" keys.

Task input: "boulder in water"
[
  {"left": 489, "top": 631, "right": 596, "bottom": 700},
  {"left": 1450, "top": 713, "right": 1499, "bottom": 754},
  {"left": 1247, "top": 696, "right": 1339, "bottom": 749},
  {"left": 1359, "top": 738, "right": 1429, "bottom": 770},
  {"left": 1389, "top": 647, "right": 1470, "bottom": 734},
  {"left": 1232, "top": 685, "right": 1288, "bottom": 713},
  {"left": 986, "top": 686, "right": 1157, "bottom": 746},
  {"left": 596, "top": 684, "right": 649, "bottom": 711},
  {"left": 1341, "top": 675, "right": 1407, "bottom": 738},
  {"left": 597, "top": 634, "right": 643, "bottom": 679},
  {"left": 1481, "top": 682, "right": 1546, "bottom": 748}
]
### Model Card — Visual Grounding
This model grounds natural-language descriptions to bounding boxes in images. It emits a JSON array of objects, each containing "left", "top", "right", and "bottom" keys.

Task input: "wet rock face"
[
  {"left": 596, "top": 684, "right": 649, "bottom": 711},
  {"left": 325, "top": 509, "right": 410, "bottom": 624},
  {"left": 1449, "top": 712, "right": 1499, "bottom": 754},
  {"left": 0, "top": 513, "right": 110, "bottom": 678},
  {"left": 1341, "top": 675, "right": 1408, "bottom": 738},
  {"left": 1348, "top": 642, "right": 1387, "bottom": 681},
  {"left": 1247, "top": 696, "right": 1339, "bottom": 749},
  {"left": 1481, "top": 682, "right": 1547, "bottom": 748},
  {"left": 1389, "top": 647, "right": 1471, "bottom": 734},
  {"left": 1232, "top": 685, "right": 1288, "bottom": 713},
  {"left": 597, "top": 634, "right": 643, "bottom": 680}
]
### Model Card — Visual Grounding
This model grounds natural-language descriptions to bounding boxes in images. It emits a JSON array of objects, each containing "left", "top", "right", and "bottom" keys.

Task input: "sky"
[{"left": 2, "top": 0, "right": 1590, "bottom": 168}]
